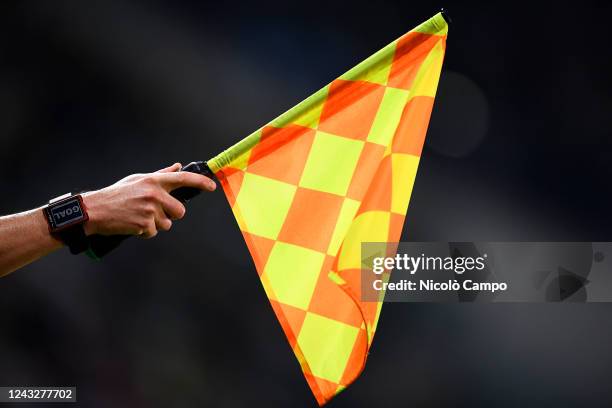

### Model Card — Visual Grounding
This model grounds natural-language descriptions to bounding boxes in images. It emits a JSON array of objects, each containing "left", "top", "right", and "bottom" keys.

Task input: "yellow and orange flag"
[{"left": 207, "top": 12, "right": 448, "bottom": 405}]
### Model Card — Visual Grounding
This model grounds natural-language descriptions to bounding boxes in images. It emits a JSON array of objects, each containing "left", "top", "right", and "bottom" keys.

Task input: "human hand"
[{"left": 82, "top": 163, "right": 216, "bottom": 238}]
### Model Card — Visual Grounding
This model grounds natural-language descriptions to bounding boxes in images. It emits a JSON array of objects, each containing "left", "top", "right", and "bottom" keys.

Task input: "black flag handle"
[{"left": 86, "top": 161, "right": 215, "bottom": 259}]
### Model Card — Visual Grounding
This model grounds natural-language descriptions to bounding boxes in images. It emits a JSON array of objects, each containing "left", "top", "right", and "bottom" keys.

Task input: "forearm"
[
  {"left": 0, "top": 208, "right": 63, "bottom": 277},
  {"left": 0, "top": 163, "right": 215, "bottom": 277}
]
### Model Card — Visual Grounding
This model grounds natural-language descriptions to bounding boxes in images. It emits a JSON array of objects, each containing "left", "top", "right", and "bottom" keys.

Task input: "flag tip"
[{"left": 440, "top": 8, "right": 452, "bottom": 25}]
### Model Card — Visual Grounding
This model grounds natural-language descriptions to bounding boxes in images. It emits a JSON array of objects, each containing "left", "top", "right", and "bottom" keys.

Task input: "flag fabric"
[{"left": 207, "top": 12, "right": 448, "bottom": 405}]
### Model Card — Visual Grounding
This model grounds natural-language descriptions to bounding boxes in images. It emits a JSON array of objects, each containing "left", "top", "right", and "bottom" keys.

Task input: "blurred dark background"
[{"left": 1, "top": 1, "right": 612, "bottom": 407}]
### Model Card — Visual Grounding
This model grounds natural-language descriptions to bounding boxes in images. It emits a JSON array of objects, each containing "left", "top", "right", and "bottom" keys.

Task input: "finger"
[
  {"left": 155, "top": 214, "right": 173, "bottom": 232},
  {"left": 156, "top": 163, "right": 182, "bottom": 173},
  {"left": 146, "top": 203, "right": 172, "bottom": 233},
  {"left": 156, "top": 172, "right": 216, "bottom": 192},
  {"left": 139, "top": 220, "right": 158, "bottom": 239},
  {"left": 148, "top": 201, "right": 173, "bottom": 233},
  {"left": 158, "top": 192, "right": 187, "bottom": 220}
]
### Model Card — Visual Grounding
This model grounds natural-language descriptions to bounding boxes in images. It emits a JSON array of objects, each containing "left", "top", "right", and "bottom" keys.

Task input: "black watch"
[{"left": 43, "top": 193, "right": 90, "bottom": 254}]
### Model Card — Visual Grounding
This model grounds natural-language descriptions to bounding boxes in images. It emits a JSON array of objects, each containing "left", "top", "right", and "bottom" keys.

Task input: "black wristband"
[{"left": 57, "top": 224, "right": 90, "bottom": 254}]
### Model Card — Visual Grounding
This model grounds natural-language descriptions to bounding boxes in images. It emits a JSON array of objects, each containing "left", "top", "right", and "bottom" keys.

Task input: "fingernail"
[{"left": 209, "top": 180, "right": 216, "bottom": 191}]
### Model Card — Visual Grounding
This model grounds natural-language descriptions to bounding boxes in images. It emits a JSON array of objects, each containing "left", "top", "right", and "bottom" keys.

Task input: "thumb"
[{"left": 156, "top": 163, "right": 182, "bottom": 173}]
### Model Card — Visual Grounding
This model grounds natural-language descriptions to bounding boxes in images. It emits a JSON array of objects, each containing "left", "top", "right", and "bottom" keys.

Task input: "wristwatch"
[{"left": 43, "top": 193, "right": 90, "bottom": 254}]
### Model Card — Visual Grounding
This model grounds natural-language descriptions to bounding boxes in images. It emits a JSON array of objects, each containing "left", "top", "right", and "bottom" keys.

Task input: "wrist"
[{"left": 81, "top": 191, "right": 102, "bottom": 236}]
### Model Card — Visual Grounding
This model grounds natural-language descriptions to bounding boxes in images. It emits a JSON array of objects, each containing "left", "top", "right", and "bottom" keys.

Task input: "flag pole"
[{"left": 440, "top": 8, "right": 452, "bottom": 24}]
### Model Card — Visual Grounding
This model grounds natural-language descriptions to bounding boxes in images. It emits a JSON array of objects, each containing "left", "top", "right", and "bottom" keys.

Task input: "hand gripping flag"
[{"left": 207, "top": 13, "right": 448, "bottom": 405}]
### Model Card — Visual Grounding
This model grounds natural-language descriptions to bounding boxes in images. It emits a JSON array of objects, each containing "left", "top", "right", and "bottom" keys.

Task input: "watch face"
[{"left": 45, "top": 195, "right": 88, "bottom": 232}]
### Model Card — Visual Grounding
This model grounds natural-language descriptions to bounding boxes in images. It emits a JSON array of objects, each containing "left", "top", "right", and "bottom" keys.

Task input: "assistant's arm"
[
  {"left": 0, "top": 163, "right": 216, "bottom": 277},
  {"left": 0, "top": 208, "right": 63, "bottom": 277}
]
